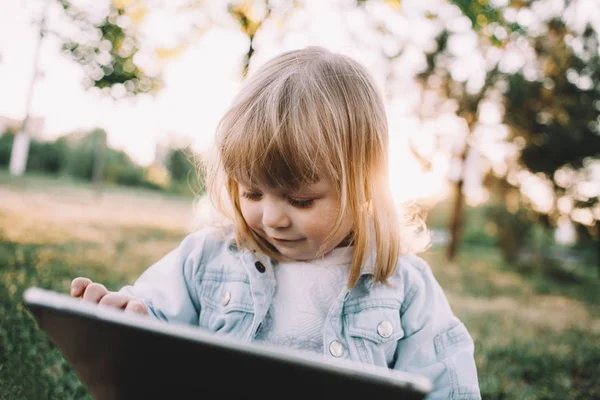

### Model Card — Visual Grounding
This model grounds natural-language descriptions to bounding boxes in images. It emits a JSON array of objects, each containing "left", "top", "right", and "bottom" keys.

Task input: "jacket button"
[
  {"left": 329, "top": 340, "right": 344, "bottom": 357},
  {"left": 255, "top": 261, "right": 266, "bottom": 273},
  {"left": 377, "top": 321, "right": 393, "bottom": 338},
  {"left": 222, "top": 291, "right": 231, "bottom": 306}
]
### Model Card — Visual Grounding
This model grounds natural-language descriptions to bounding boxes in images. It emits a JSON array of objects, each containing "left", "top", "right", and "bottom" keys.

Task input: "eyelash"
[
  {"left": 241, "top": 192, "right": 262, "bottom": 201},
  {"left": 241, "top": 192, "right": 314, "bottom": 209},
  {"left": 288, "top": 198, "right": 314, "bottom": 209}
]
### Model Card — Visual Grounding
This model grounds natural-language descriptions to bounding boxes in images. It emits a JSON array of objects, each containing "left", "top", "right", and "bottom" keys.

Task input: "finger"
[
  {"left": 81, "top": 282, "right": 109, "bottom": 303},
  {"left": 98, "top": 292, "right": 130, "bottom": 310},
  {"left": 70, "top": 277, "right": 93, "bottom": 298},
  {"left": 124, "top": 299, "right": 148, "bottom": 315}
]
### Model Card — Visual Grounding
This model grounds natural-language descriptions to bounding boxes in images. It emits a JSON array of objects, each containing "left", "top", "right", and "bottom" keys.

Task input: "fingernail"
[{"left": 70, "top": 286, "right": 77, "bottom": 296}]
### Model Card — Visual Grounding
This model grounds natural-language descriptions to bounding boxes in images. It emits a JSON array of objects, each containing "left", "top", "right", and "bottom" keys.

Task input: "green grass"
[
  {"left": 422, "top": 247, "right": 600, "bottom": 399},
  {"left": 1, "top": 173, "right": 599, "bottom": 399},
  {"left": 0, "top": 172, "right": 192, "bottom": 399}
]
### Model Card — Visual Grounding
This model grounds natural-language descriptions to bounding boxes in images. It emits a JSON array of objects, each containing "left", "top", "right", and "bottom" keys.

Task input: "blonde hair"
[{"left": 203, "top": 46, "right": 425, "bottom": 288}]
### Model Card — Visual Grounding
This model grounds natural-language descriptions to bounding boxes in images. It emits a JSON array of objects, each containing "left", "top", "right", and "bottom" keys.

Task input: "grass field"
[{"left": 1, "top": 170, "right": 599, "bottom": 399}]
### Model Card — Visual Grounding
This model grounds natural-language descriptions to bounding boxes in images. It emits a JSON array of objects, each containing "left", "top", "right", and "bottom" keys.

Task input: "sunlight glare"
[{"left": 387, "top": 116, "right": 448, "bottom": 205}]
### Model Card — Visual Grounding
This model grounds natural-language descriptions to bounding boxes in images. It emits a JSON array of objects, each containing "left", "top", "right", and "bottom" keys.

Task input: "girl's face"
[{"left": 238, "top": 179, "right": 353, "bottom": 261}]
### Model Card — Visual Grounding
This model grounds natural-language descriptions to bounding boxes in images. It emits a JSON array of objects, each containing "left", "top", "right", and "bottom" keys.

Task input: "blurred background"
[{"left": 1, "top": 0, "right": 599, "bottom": 398}]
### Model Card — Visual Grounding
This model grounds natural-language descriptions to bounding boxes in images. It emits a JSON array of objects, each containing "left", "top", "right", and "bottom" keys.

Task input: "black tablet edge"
[{"left": 23, "top": 286, "right": 433, "bottom": 395}]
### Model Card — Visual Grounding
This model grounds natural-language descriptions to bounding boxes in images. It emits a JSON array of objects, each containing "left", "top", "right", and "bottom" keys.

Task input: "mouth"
[{"left": 272, "top": 237, "right": 302, "bottom": 243}]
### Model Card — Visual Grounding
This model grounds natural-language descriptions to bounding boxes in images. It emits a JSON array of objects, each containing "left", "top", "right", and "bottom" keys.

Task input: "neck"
[{"left": 335, "top": 232, "right": 354, "bottom": 248}]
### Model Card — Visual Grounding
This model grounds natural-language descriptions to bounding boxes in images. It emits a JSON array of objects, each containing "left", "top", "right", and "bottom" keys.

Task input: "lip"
[{"left": 272, "top": 238, "right": 301, "bottom": 243}]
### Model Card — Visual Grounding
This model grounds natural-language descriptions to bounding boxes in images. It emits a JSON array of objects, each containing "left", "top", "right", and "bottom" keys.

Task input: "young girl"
[{"left": 70, "top": 46, "right": 480, "bottom": 399}]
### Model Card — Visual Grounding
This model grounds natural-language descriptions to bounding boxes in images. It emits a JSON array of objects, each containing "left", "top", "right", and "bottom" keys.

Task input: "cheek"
[
  {"left": 300, "top": 208, "right": 340, "bottom": 239},
  {"left": 300, "top": 219, "right": 329, "bottom": 240},
  {"left": 338, "top": 212, "right": 354, "bottom": 236},
  {"left": 312, "top": 208, "right": 353, "bottom": 242},
  {"left": 239, "top": 200, "right": 260, "bottom": 227}
]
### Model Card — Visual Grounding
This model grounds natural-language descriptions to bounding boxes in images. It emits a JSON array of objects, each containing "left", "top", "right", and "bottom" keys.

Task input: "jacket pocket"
[
  {"left": 345, "top": 305, "right": 404, "bottom": 366},
  {"left": 198, "top": 279, "right": 255, "bottom": 337}
]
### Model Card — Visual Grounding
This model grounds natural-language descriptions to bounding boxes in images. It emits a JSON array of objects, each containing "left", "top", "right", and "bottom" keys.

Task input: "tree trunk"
[
  {"left": 446, "top": 127, "right": 473, "bottom": 261},
  {"left": 8, "top": 7, "right": 47, "bottom": 176},
  {"left": 242, "top": 36, "right": 255, "bottom": 78},
  {"left": 447, "top": 177, "right": 466, "bottom": 261},
  {"left": 8, "top": 133, "right": 31, "bottom": 176}
]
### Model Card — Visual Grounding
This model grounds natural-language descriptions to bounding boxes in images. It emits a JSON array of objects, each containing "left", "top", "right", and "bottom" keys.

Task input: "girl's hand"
[{"left": 70, "top": 277, "right": 148, "bottom": 315}]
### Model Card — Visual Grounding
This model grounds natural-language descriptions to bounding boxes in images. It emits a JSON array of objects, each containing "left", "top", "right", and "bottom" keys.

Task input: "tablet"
[{"left": 24, "top": 287, "right": 432, "bottom": 400}]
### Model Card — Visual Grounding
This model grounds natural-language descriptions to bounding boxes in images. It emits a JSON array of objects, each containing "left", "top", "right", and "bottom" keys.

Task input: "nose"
[{"left": 262, "top": 199, "right": 291, "bottom": 229}]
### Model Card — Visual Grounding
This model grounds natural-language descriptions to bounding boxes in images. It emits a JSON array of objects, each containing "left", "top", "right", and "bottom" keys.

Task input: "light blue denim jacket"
[{"left": 120, "top": 227, "right": 480, "bottom": 399}]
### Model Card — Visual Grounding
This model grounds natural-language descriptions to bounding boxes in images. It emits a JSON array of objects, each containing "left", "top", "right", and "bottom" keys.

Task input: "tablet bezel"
[{"left": 24, "top": 287, "right": 432, "bottom": 399}]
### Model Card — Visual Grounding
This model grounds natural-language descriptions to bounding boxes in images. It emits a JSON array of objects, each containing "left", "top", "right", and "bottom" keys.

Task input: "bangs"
[
  {"left": 225, "top": 138, "right": 322, "bottom": 189},
  {"left": 218, "top": 73, "right": 340, "bottom": 190}
]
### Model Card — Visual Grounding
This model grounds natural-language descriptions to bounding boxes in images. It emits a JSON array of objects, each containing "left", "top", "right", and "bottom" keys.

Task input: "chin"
[{"left": 276, "top": 249, "right": 309, "bottom": 262}]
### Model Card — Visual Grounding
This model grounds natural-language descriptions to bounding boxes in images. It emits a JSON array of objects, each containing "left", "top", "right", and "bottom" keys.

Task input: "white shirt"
[{"left": 254, "top": 246, "right": 353, "bottom": 354}]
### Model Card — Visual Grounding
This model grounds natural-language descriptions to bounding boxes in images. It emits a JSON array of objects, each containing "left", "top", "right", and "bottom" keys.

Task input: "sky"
[
  {"left": 4, "top": 0, "right": 597, "bottom": 207},
  {"left": 0, "top": 0, "right": 247, "bottom": 165},
  {"left": 1, "top": 0, "right": 397, "bottom": 164},
  {"left": 1, "top": 0, "right": 462, "bottom": 204}
]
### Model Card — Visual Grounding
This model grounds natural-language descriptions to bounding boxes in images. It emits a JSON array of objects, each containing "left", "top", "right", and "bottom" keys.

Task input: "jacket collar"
[{"left": 227, "top": 235, "right": 377, "bottom": 290}]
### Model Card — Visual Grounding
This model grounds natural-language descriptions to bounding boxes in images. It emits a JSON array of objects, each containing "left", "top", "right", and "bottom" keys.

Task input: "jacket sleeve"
[
  {"left": 118, "top": 230, "right": 211, "bottom": 326},
  {"left": 393, "top": 255, "right": 481, "bottom": 400}
]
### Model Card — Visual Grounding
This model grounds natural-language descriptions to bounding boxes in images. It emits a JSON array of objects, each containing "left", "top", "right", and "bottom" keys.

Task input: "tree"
[
  {"left": 424, "top": 0, "right": 600, "bottom": 270},
  {"left": 228, "top": 0, "right": 273, "bottom": 77},
  {"left": 167, "top": 146, "right": 196, "bottom": 182},
  {"left": 9, "top": 0, "right": 162, "bottom": 178},
  {"left": 354, "top": 0, "right": 516, "bottom": 261},
  {"left": 355, "top": 0, "right": 600, "bottom": 269},
  {"left": 56, "top": 0, "right": 161, "bottom": 97},
  {"left": 501, "top": 18, "right": 600, "bottom": 271}
]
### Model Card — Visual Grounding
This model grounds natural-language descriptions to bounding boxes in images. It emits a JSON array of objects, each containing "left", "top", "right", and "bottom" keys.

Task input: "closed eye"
[
  {"left": 241, "top": 189, "right": 315, "bottom": 209},
  {"left": 241, "top": 191, "right": 262, "bottom": 201},
  {"left": 288, "top": 198, "right": 314, "bottom": 209}
]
